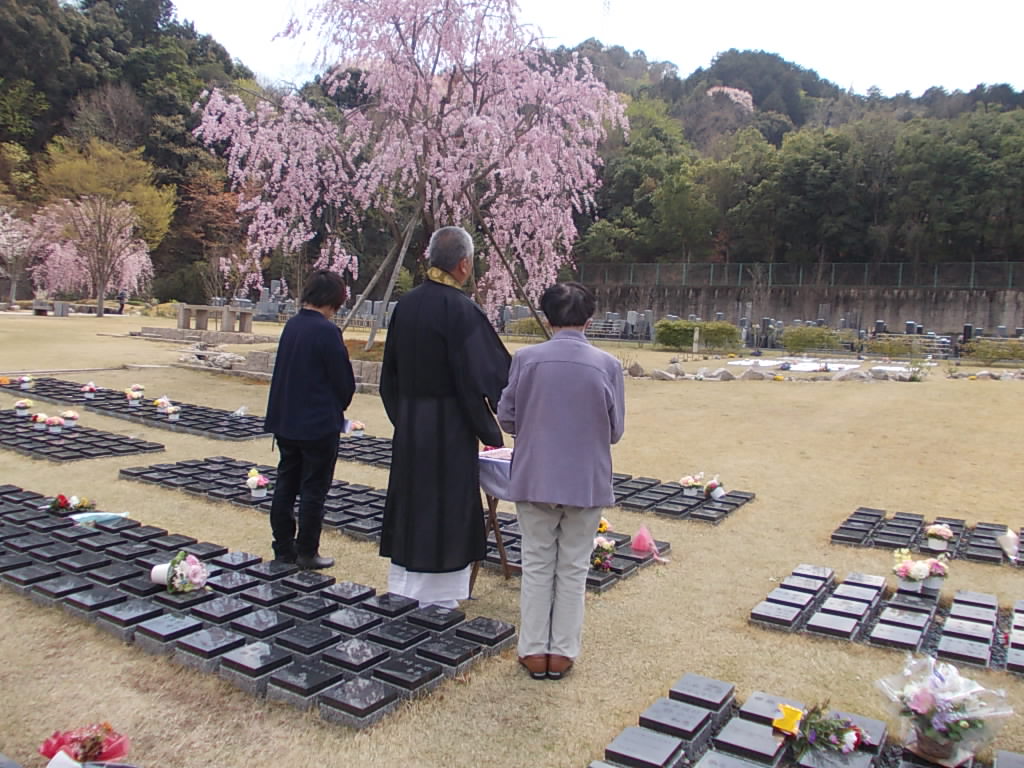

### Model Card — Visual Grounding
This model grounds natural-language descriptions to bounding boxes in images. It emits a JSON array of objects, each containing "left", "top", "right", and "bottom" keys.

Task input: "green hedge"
[
  {"left": 654, "top": 319, "right": 740, "bottom": 350},
  {"left": 506, "top": 317, "right": 545, "bottom": 336},
  {"left": 781, "top": 326, "right": 842, "bottom": 354},
  {"left": 964, "top": 339, "right": 1024, "bottom": 365}
]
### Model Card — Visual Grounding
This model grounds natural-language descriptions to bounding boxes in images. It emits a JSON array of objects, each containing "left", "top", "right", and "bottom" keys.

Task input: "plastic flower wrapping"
[
  {"left": 926, "top": 523, "right": 955, "bottom": 540},
  {"left": 123, "top": 389, "right": 144, "bottom": 400},
  {"left": 61, "top": 410, "right": 79, "bottom": 420},
  {"left": 38, "top": 722, "right": 129, "bottom": 763},
  {"left": 80, "top": 381, "right": 97, "bottom": 393},
  {"left": 246, "top": 468, "right": 270, "bottom": 489},
  {"left": 876, "top": 655, "right": 1013, "bottom": 755},
  {"left": 15, "top": 398, "right": 33, "bottom": 409},
  {"left": 153, "top": 395, "right": 172, "bottom": 409}
]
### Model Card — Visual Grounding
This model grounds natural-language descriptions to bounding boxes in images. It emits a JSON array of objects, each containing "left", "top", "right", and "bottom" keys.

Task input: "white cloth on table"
[
  {"left": 478, "top": 454, "right": 512, "bottom": 500},
  {"left": 388, "top": 562, "right": 471, "bottom": 609}
]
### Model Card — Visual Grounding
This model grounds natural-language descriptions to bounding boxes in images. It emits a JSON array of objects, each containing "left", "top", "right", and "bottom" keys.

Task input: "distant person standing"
[
  {"left": 497, "top": 281, "right": 625, "bottom": 680},
  {"left": 379, "top": 226, "right": 511, "bottom": 608},
  {"left": 264, "top": 270, "right": 356, "bottom": 570},
  {"left": 116, "top": 288, "right": 128, "bottom": 315}
]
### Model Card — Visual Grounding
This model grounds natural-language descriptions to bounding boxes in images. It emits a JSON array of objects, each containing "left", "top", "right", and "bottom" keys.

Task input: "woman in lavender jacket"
[{"left": 497, "top": 282, "right": 625, "bottom": 680}]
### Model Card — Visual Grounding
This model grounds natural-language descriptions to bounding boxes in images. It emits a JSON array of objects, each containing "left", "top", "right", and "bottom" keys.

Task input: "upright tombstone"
[
  {"left": 997, "top": 325, "right": 1008, "bottom": 338},
  {"left": 715, "top": 312, "right": 724, "bottom": 322},
  {"left": 874, "top": 320, "right": 886, "bottom": 334},
  {"left": 270, "top": 280, "right": 282, "bottom": 296},
  {"left": 626, "top": 310, "right": 638, "bottom": 337},
  {"left": 688, "top": 314, "right": 697, "bottom": 322},
  {"left": 760, "top": 317, "right": 771, "bottom": 333},
  {"left": 793, "top": 319, "right": 802, "bottom": 326},
  {"left": 839, "top": 317, "right": 847, "bottom": 329},
  {"left": 963, "top": 324, "right": 974, "bottom": 342},
  {"left": 905, "top": 321, "right": 916, "bottom": 335},
  {"left": 976, "top": 327, "right": 985, "bottom": 338},
  {"left": 739, "top": 317, "right": 748, "bottom": 329},
  {"left": 664, "top": 314, "right": 680, "bottom": 322},
  {"left": 916, "top": 324, "right": 924, "bottom": 335},
  {"left": 644, "top": 310, "right": 655, "bottom": 339},
  {"left": 816, "top": 318, "right": 825, "bottom": 327}
]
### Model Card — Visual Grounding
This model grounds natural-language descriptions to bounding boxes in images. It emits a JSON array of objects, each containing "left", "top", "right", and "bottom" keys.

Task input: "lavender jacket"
[{"left": 497, "top": 330, "right": 625, "bottom": 508}]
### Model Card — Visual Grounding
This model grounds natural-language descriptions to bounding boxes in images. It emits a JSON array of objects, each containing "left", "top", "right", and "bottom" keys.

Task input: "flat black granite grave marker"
[
  {"left": 805, "top": 611, "right": 860, "bottom": 640},
  {"left": 947, "top": 603, "right": 997, "bottom": 625},
  {"left": 240, "top": 582, "right": 297, "bottom": 607},
  {"left": 321, "top": 581, "right": 375, "bottom": 605},
  {"left": 796, "top": 749, "right": 874, "bottom": 768},
  {"left": 210, "top": 551, "right": 262, "bottom": 570},
  {"left": 78, "top": 533, "right": 125, "bottom": 551},
  {"left": 62, "top": 586, "right": 127, "bottom": 620},
  {"left": 5, "top": 533, "right": 51, "bottom": 552},
  {"left": 842, "top": 573, "right": 885, "bottom": 592},
  {"left": 362, "top": 592, "right": 418, "bottom": 618},
  {"left": 324, "top": 637, "right": 391, "bottom": 672},
  {"left": 279, "top": 595, "right": 336, "bottom": 621},
  {"left": 406, "top": 605, "right": 465, "bottom": 632},
  {"left": 114, "top": 576, "right": 163, "bottom": 597},
  {"left": 668, "top": 673, "right": 735, "bottom": 727},
  {"left": 936, "top": 635, "right": 990, "bottom": 666},
  {"left": 2, "top": 563, "right": 62, "bottom": 593},
  {"left": 135, "top": 614, "right": 205, "bottom": 654},
  {"left": 868, "top": 623, "right": 923, "bottom": 651},
  {"left": 765, "top": 588, "right": 815, "bottom": 611},
  {"left": 820, "top": 598, "right": 870, "bottom": 621},
  {"left": 605, "top": 726, "right": 685, "bottom": 768},
  {"left": 831, "top": 711, "right": 887, "bottom": 752},
  {"left": 372, "top": 654, "right": 444, "bottom": 697},
  {"left": 322, "top": 606, "right": 385, "bottom": 635},
  {"left": 415, "top": 635, "right": 482, "bottom": 674},
  {"left": 206, "top": 571, "right": 260, "bottom": 595},
  {"left": 27, "top": 542, "right": 79, "bottom": 563},
  {"left": 638, "top": 698, "right": 712, "bottom": 756},
  {"left": 52, "top": 526, "right": 100, "bottom": 543},
  {"left": 0, "top": 553, "right": 32, "bottom": 572},
  {"left": 148, "top": 534, "right": 198, "bottom": 551},
  {"left": 282, "top": 570, "right": 335, "bottom": 593},
  {"left": 106, "top": 542, "right": 157, "bottom": 561},
  {"left": 586, "top": 569, "right": 617, "bottom": 592},
  {"left": 695, "top": 752, "right": 765, "bottom": 768},
  {"left": 191, "top": 595, "right": 253, "bottom": 624},
  {"left": 994, "top": 752, "right": 1024, "bottom": 768},
  {"left": 791, "top": 564, "right": 835, "bottom": 583},
  {"left": 96, "top": 598, "right": 163, "bottom": 641},
  {"left": 1007, "top": 650, "right": 1024, "bottom": 674},
  {"left": 780, "top": 576, "right": 827, "bottom": 596},
  {"left": 454, "top": 616, "right": 515, "bottom": 652},
  {"left": 246, "top": 560, "right": 299, "bottom": 581},
  {"left": 749, "top": 601, "right": 802, "bottom": 630},
  {"left": 738, "top": 691, "right": 804, "bottom": 725},
  {"left": 153, "top": 588, "right": 216, "bottom": 610},
  {"left": 90, "top": 562, "right": 144, "bottom": 585},
  {"left": 175, "top": 626, "right": 246, "bottom": 672},
  {"left": 32, "top": 573, "right": 92, "bottom": 601},
  {"left": 713, "top": 718, "right": 786, "bottom": 765},
  {"left": 218, "top": 640, "right": 293, "bottom": 695},
  {"left": 941, "top": 618, "right": 993, "bottom": 644},
  {"left": 267, "top": 659, "right": 348, "bottom": 710},
  {"left": 878, "top": 608, "right": 931, "bottom": 631},
  {"left": 886, "top": 594, "right": 936, "bottom": 615},
  {"left": 230, "top": 608, "right": 294, "bottom": 639},
  {"left": 953, "top": 591, "right": 998, "bottom": 611},
  {"left": 366, "top": 620, "right": 431, "bottom": 651},
  {"left": 275, "top": 623, "right": 340, "bottom": 656},
  {"left": 320, "top": 677, "right": 402, "bottom": 728}
]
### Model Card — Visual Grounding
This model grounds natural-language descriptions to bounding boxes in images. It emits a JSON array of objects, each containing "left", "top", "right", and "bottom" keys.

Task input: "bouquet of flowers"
[
  {"left": 18, "top": 374, "right": 33, "bottom": 389},
  {"left": 153, "top": 395, "right": 172, "bottom": 412},
  {"left": 892, "top": 549, "right": 931, "bottom": 582},
  {"left": 61, "top": 409, "right": 79, "bottom": 421},
  {"left": 45, "top": 415, "right": 65, "bottom": 431},
  {"left": 772, "top": 702, "right": 866, "bottom": 759},
  {"left": 129, "top": 383, "right": 144, "bottom": 392},
  {"left": 124, "top": 389, "right": 144, "bottom": 401},
  {"left": 704, "top": 474, "right": 726, "bottom": 500},
  {"left": 150, "top": 551, "right": 209, "bottom": 593},
  {"left": 39, "top": 722, "right": 130, "bottom": 764},
  {"left": 14, "top": 398, "right": 32, "bottom": 415},
  {"left": 31, "top": 412, "right": 48, "bottom": 429},
  {"left": 680, "top": 472, "right": 705, "bottom": 488},
  {"left": 49, "top": 494, "right": 96, "bottom": 513},
  {"left": 165, "top": 404, "right": 181, "bottom": 421},
  {"left": 80, "top": 381, "right": 97, "bottom": 393},
  {"left": 877, "top": 656, "right": 1013, "bottom": 761},
  {"left": 926, "top": 523, "right": 955, "bottom": 541},
  {"left": 597, "top": 517, "right": 613, "bottom": 534},
  {"left": 591, "top": 536, "right": 616, "bottom": 571},
  {"left": 246, "top": 468, "right": 270, "bottom": 490},
  {"left": 926, "top": 556, "right": 950, "bottom": 578}
]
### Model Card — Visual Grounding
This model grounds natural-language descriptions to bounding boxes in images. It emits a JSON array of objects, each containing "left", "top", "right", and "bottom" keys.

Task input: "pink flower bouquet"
[{"left": 150, "top": 551, "right": 208, "bottom": 593}]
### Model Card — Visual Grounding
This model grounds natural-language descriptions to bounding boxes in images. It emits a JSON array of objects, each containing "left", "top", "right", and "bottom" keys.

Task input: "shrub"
[
  {"left": 781, "top": 326, "right": 842, "bottom": 354},
  {"left": 506, "top": 317, "right": 545, "bottom": 336},
  {"left": 654, "top": 319, "right": 740, "bottom": 350},
  {"left": 964, "top": 339, "right": 1024, "bottom": 365}
]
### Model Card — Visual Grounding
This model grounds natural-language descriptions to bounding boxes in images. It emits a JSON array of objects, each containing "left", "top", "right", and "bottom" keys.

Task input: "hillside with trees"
[{"left": 1, "top": 2, "right": 1022, "bottom": 308}]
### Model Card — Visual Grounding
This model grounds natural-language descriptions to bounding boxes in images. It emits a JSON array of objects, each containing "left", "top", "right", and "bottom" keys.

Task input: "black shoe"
[
  {"left": 296, "top": 553, "right": 334, "bottom": 570},
  {"left": 273, "top": 553, "right": 296, "bottom": 564}
]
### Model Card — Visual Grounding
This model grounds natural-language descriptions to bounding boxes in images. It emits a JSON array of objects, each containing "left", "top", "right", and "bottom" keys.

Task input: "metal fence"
[{"left": 577, "top": 261, "right": 1023, "bottom": 290}]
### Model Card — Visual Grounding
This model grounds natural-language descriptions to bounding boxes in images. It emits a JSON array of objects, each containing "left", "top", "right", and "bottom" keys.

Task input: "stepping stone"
[
  {"left": 605, "top": 726, "right": 685, "bottom": 768},
  {"left": 319, "top": 677, "right": 402, "bottom": 728},
  {"left": 219, "top": 641, "right": 294, "bottom": 695}
]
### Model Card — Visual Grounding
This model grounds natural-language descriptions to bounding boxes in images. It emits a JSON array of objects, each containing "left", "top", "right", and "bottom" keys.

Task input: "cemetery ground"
[{"left": 0, "top": 313, "right": 1023, "bottom": 768}]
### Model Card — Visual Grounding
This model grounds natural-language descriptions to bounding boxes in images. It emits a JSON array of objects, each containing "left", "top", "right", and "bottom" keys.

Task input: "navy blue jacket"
[{"left": 264, "top": 309, "right": 356, "bottom": 440}]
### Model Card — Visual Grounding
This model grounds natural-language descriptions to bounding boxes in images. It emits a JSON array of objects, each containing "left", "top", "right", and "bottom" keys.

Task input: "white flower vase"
[
  {"left": 48, "top": 425, "right": 62, "bottom": 434},
  {"left": 33, "top": 422, "right": 46, "bottom": 431},
  {"left": 168, "top": 413, "right": 179, "bottom": 422},
  {"left": 926, "top": 536, "right": 948, "bottom": 552},
  {"left": 709, "top": 486, "right": 726, "bottom": 500},
  {"left": 84, "top": 392, "right": 95, "bottom": 400},
  {"left": 15, "top": 408, "right": 28, "bottom": 417},
  {"left": 897, "top": 578, "right": 920, "bottom": 591},
  {"left": 129, "top": 399, "right": 141, "bottom": 408},
  {"left": 251, "top": 487, "right": 267, "bottom": 499},
  {"left": 923, "top": 575, "right": 944, "bottom": 591},
  {"left": 19, "top": 382, "right": 31, "bottom": 391},
  {"left": 65, "top": 419, "right": 77, "bottom": 430},
  {"left": 149, "top": 563, "right": 171, "bottom": 586}
]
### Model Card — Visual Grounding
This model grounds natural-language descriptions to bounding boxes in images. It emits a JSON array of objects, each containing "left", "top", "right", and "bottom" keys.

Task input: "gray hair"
[{"left": 427, "top": 226, "right": 473, "bottom": 273}]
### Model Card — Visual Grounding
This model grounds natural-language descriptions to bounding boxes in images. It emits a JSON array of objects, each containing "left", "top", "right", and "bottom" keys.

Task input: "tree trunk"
[
  {"left": 96, "top": 283, "right": 106, "bottom": 318},
  {"left": 365, "top": 208, "right": 421, "bottom": 350},
  {"left": 9, "top": 277, "right": 16, "bottom": 305},
  {"left": 338, "top": 229, "right": 407, "bottom": 335}
]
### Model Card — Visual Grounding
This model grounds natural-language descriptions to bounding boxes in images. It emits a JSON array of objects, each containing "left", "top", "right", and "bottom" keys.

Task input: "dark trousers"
[{"left": 269, "top": 433, "right": 338, "bottom": 559}]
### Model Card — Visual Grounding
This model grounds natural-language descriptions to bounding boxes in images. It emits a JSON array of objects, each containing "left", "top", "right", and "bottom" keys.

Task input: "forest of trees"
[{"left": 1, "top": 0, "right": 1022, "bottom": 305}]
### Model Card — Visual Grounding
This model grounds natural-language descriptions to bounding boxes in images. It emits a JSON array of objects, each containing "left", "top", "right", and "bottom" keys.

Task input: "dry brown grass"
[{"left": 1, "top": 313, "right": 1023, "bottom": 767}]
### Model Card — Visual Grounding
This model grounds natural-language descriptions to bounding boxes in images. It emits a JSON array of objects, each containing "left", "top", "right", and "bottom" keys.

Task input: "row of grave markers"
[
  {"left": 1, "top": 378, "right": 267, "bottom": 441},
  {"left": 0, "top": 483, "right": 516, "bottom": 729},
  {"left": 749, "top": 564, "right": 1024, "bottom": 674},
  {"left": 831, "top": 508, "right": 1021, "bottom": 567},
  {"left": 117, "top": 457, "right": 673, "bottom": 593},
  {"left": 0, "top": 409, "right": 164, "bottom": 462}
]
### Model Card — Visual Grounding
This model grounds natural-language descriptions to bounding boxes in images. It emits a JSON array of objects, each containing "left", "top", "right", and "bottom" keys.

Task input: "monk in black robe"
[{"left": 380, "top": 226, "right": 511, "bottom": 607}]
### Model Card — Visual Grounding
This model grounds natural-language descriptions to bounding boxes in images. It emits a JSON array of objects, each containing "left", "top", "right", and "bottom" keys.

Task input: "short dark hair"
[
  {"left": 301, "top": 270, "right": 348, "bottom": 310},
  {"left": 427, "top": 226, "right": 473, "bottom": 273},
  {"left": 540, "top": 281, "right": 596, "bottom": 327}
]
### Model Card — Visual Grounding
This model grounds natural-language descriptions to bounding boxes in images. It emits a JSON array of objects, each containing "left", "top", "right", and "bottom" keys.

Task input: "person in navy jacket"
[{"left": 264, "top": 270, "right": 355, "bottom": 570}]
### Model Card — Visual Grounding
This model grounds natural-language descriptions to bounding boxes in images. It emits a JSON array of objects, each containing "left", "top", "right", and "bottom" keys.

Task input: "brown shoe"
[
  {"left": 547, "top": 655, "right": 574, "bottom": 680},
  {"left": 518, "top": 654, "right": 547, "bottom": 680}
]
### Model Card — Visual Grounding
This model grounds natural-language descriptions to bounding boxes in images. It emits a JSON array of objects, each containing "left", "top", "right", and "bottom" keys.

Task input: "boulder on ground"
[
  {"left": 666, "top": 363, "right": 686, "bottom": 377},
  {"left": 627, "top": 361, "right": 644, "bottom": 378},
  {"left": 833, "top": 369, "right": 870, "bottom": 382},
  {"left": 650, "top": 369, "right": 676, "bottom": 381},
  {"left": 869, "top": 367, "right": 889, "bottom": 380},
  {"left": 709, "top": 367, "right": 736, "bottom": 381},
  {"left": 740, "top": 368, "right": 766, "bottom": 380}
]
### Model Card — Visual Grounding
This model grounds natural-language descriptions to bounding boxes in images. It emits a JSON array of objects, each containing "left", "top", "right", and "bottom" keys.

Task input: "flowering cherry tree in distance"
[
  {"left": 0, "top": 206, "right": 35, "bottom": 304},
  {"left": 219, "top": 251, "right": 265, "bottom": 300},
  {"left": 195, "top": 0, "right": 626, "bottom": 331},
  {"left": 32, "top": 197, "right": 152, "bottom": 317}
]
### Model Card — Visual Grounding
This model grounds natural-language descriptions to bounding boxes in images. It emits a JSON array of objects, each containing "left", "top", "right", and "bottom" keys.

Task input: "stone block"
[{"left": 605, "top": 726, "right": 685, "bottom": 768}]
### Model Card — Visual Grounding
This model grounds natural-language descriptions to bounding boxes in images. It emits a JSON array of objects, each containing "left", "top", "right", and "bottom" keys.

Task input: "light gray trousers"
[{"left": 515, "top": 501, "right": 603, "bottom": 659}]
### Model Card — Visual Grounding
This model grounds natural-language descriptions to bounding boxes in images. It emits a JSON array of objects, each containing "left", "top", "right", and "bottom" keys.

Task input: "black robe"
[{"left": 379, "top": 280, "right": 511, "bottom": 572}]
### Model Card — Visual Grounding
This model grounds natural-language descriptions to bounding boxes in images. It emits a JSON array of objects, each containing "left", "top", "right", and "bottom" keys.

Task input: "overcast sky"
[{"left": 172, "top": 0, "right": 1022, "bottom": 97}]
